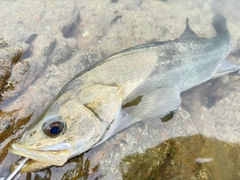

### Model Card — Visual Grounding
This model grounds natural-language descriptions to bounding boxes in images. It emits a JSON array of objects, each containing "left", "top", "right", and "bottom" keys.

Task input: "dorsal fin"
[{"left": 180, "top": 18, "right": 198, "bottom": 38}]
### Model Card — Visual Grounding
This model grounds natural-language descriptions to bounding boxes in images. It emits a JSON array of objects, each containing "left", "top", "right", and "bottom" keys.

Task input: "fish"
[{"left": 8, "top": 14, "right": 240, "bottom": 173}]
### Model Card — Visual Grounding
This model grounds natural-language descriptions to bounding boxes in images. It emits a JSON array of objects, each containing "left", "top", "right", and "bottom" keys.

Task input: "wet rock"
[
  {"left": 0, "top": 0, "right": 240, "bottom": 180},
  {"left": 0, "top": 0, "right": 81, "bottom": 175},
  {"left": 0, "top": 39, "right": 23, "bottom": 101},
  {"left": 120, "top": 135, "right": 240, "bottom": 180},
  {"left": 48, "top": 37, "right": 76, "bottom": 65}
]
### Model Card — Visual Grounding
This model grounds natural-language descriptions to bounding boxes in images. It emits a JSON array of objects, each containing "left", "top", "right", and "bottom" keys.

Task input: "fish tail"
[{"left": 212, "top": 14, "right": 227, "bottom": 34}]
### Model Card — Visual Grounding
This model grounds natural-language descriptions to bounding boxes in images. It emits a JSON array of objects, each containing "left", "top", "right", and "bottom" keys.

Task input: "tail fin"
[{"left": 212, "top": 14, "right": 227, "bottom": 34}]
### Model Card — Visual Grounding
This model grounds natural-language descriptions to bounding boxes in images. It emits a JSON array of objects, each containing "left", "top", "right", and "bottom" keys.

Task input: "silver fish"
[{"left": 8, "top": 14, "right": 240, "bottom": 173}]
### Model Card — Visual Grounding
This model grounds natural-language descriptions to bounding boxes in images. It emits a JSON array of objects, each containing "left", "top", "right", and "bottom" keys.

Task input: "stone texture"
[{"left": 0, "top": 0, "right": 240, "bottom": 179}]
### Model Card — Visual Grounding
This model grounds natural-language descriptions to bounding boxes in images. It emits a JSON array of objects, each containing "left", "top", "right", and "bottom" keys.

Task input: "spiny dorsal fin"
[{"left": 180, "top": 18, "right": 198, "bottom": 39}]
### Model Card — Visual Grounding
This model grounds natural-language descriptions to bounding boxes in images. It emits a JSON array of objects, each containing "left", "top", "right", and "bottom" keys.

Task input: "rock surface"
[
  {"left": 0, "top": 39, "right": 23, "bottom": 101},
  {"left": 0, "top": 0, "right": 240, "bottom": 179}
]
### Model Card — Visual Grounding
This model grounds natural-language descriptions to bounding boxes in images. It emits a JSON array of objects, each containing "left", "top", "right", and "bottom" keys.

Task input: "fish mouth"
[
  {"left": 9, "top": 143, "right": 71, "bottom": 167},
  {"left": 10, "top": 158, "right": 52, "bottom": 173}
]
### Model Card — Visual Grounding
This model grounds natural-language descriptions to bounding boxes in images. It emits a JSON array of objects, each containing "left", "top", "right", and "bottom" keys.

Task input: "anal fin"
[{"left": 212, "top": 59, "right": 240, "bottom": 79}]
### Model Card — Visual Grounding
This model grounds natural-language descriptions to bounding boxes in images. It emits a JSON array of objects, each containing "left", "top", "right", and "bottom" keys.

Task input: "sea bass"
[{"left": 8, "top": 14, "right": 240, "bottom": 173}]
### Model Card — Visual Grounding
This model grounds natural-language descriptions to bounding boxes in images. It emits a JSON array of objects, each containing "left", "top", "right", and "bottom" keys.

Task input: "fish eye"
[{"left": 42, "top": 115, "right": 65, "bottom": 137}]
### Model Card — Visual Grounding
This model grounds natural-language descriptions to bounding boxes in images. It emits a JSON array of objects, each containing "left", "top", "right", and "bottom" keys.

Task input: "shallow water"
[{"left": 0, "top": 0, "right": 240, "bottom": 179}]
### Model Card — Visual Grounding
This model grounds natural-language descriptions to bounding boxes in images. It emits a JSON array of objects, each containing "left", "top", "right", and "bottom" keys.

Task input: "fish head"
[{"left": 9, "top": 88, "right": 111, "bottom": 172}]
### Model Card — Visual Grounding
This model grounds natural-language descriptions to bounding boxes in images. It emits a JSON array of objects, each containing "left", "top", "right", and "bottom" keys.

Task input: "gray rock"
[{"left": 0, "top": 0, "right": 240, "bottom": 180}]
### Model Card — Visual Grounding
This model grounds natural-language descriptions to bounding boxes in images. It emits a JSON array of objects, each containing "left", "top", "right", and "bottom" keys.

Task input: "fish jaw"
[
  {"left": 10, "top": 159, "right": 52, "bottom": 173},
  {"left": 9, "top": 142, "right": 71, "bottom": 166}
]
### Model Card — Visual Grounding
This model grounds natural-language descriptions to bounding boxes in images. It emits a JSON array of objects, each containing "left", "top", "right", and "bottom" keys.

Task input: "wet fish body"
[{"left": 8, "top": 14, "right": 240, "bottom": 173}]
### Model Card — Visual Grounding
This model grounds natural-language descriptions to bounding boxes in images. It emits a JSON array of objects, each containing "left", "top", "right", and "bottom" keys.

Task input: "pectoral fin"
[
  {"left": 212, "top": 59, "right": 240, "bottom": 79},
  {"left": 94, "top": 87, "right": 181, "bottom": 147},
  {"left": 124, "top": 87, "right": 181, "bottom": 120}
]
